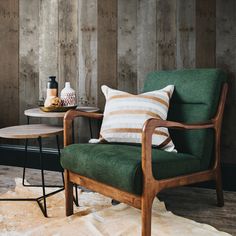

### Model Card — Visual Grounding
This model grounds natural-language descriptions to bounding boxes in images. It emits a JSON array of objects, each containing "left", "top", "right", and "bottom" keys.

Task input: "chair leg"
[
  {"left": 215, "top": 168, "right": 224, "bottom": 207},
  {"left": 64, "top": 170, "right": 74, "bottom": 216},
  {"left": 141, "top": 193, "right": 155, "bottom": 236}
]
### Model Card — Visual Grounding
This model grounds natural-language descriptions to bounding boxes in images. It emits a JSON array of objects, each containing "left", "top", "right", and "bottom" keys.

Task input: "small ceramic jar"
[{"left": 60, "top": 82, "right": 76, "bottom": 106}]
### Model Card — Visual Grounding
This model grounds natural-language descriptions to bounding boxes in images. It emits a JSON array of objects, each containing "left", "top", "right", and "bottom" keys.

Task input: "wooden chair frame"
[{"left": 63, "top": 83, "right": 228, "bottom": 236}]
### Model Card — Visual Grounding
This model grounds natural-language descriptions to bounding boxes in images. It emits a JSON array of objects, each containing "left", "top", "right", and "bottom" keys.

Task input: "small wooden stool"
[{"left": 0, "top": 124, "right": 63, "bottom": 217}]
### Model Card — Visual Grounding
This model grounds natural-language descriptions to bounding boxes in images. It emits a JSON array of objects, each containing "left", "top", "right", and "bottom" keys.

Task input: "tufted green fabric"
[
  {"left": 144, "top": 69, "right": 227, "bottom": 169},
  {"left": 61, "top": 143, "right": 201, "bottom": 195}
]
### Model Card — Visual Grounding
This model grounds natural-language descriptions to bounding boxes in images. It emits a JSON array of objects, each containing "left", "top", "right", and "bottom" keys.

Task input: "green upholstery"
[
  {"left": 61, "top": 143, "right": 201, "bottom": 195},
  {"left": 144, "top": 69, "right": 227, "bottom": 169},
  {"left": 61, "top": 69, "right": 227, "bottom": 195}
]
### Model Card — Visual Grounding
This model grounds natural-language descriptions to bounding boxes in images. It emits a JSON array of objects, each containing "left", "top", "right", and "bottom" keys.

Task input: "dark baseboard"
[
  {"left": 0, "top": 144, "right": 235, "bottom": 191},
  {"left": 0, "top": 144, "right": 63, "bottom": 172}
]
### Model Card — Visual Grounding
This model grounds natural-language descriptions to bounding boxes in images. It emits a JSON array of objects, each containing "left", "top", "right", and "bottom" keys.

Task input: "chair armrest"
[
  {"left": 141, "top": 118, "right": 215, "bottom": 184},
  {"left": 142, "top": 118, "right": 214, "bottom": 134},
  {"left": 64, "top": 109, "right": 103, "bottom": 121},
  {"left": 64, "top": 109, "right": 103, "bottom": 146}
]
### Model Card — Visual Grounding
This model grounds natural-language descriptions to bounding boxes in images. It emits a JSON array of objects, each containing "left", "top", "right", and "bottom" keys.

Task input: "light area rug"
[{"left": 0, "top": 178, "right": 231, "bottom": 236}]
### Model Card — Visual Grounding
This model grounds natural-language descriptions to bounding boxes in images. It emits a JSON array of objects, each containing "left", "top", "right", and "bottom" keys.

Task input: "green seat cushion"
[
  {"left": 61, "top": 143, "right": 201, "bottom": 195},
  {"left": 144, "top": 69, "right": 227, "bottom": 169}
]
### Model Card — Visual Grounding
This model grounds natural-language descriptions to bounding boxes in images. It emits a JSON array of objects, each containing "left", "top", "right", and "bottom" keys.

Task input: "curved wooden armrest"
[
  {"left": 141, "top": 118, "right": 215, "bottom": 183},
  {"left": 142, "top": 118, "right": 214, "bottom": 134},
  {"left": 64, "top": 109, "right": 103, "bottom": 121},
  {"left": 64, "top": 109, "right": 103, "bottom": 146}
]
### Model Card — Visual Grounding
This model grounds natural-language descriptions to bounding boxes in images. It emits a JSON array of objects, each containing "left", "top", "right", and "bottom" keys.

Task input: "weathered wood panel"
[
  {"left": 1, "top": 0, "right": 236, "bottom": 164},
  {"left": 97, "top": 0, "right": 117, "bottom": 109},
  {"left": 0, "top": 0, "right": 19, "bottom": 128},
  {"left": 176, "top": 0, "right": 196, "bottom": 68},
  {"left": 58, "top": 0, "right": 78, "bottom": 94},
  {"left": 37, "top": 0, "right": 61, "bottom": 146},
  {"left": 137, "top": 0, "right": 157, "bottom": 92},
  {"left": 156, "top": 0, "right": 177, "bottom": 70},
  {"left": 39, "top": 0, "right": 58, "bottom": 100},
  {"left": 216, "top": 0, "right": 236, "bottom": 101},
  {"left": 77, "top": 0, "right": 98, "bottom": 142},
  {"left": 196, "top": 0, "right": 216, "bottom": 67},
  {"left": 19, "top": 0, "right": 39, "bottom": 124},
  {"left": 117, "top": 0, "right": 137, "bottom": 94},
  {"left": 78, "top": 0, "right": 97, "bottom": 107},
  {"left": 216, "top": 0, "right": 236, "bottom": 164}
]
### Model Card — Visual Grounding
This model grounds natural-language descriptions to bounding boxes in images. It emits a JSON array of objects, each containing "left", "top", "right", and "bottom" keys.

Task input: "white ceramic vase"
[{"left": 60, "top": 82, "right": 76, "bottom": 106}]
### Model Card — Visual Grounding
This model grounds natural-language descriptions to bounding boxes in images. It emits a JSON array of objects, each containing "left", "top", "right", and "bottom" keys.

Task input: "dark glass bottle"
[
  {"left": 47, "top": 76, "right": 58, "bottom": 96},
  {"left": 44, "top": 76, "right": 58, "bottom": 107}
]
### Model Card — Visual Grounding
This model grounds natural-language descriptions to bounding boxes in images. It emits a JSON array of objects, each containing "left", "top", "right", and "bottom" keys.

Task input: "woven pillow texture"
[{"left": 99, "top": 85, "right": 176, "bottom": 152}]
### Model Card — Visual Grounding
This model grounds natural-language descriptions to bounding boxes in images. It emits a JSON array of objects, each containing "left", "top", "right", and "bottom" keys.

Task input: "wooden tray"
[
  {"left": 40, "top": 106, "right": 77, "bottom": 112},
  {"left": 76, "top": 106, "right": 100, "bottom": 112}
]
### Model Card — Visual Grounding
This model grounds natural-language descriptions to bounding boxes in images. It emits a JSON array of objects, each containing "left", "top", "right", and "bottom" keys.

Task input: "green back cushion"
[{"left": 143, "top": 69, "right": 227, "bottom": 168}]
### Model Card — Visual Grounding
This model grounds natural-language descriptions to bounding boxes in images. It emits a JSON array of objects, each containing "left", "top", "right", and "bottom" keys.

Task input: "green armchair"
[{"left": 61, "top": 69, "right": 228, "bottom": 236}]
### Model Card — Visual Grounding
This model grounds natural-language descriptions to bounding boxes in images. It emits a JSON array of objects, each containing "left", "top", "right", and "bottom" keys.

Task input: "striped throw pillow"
[{"left": 99, "top": 85, "right": 176, "bottom": 152}]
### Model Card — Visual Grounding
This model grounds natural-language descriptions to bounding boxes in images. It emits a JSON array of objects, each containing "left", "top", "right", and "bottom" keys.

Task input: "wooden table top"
[
  {"left": 0, "top": 124, "right": 63, "bottom": 139},
  {"left": 24, "top": 108, "right": 66, "bottom": 118},
  {"left": 24, "top": 107, "right": 100, "bottom": 118}
]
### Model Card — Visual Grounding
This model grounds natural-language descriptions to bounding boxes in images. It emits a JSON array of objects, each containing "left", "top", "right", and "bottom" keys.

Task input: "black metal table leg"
[
  {"left": 27, "top": 116, "right": 30, "bottom": 125},
  {"left": 22, "top": 136, "right": 64, "bottom": 189},
  {"left": 73, "top": 184, "right": 79, "bottom": 207},
  {"left": 22, "top": 138, "right": 28, "bottom": 186},
  {"left": 56, "top": 134, "right": 65, "bottom": 185},
  {"left": 22, "top": 117, "right": 30, "bottom": 185},
  {"left": 72, "top": 120, "right": 75, "bottom": 143},
  {"left": 0, "top": 123, "right": 64, "bottom": 218},
  {"left": 38, "top": 137, "right": 47, "bottom": 217},
  {"left": 1, "top": 135, "right": 64, "bottom": 218},
  {"left": 36, "top": 136, "right": 65, "bottom": 217},
  {"left": 88, "top": 118, "right": 93, "bottom": 138}
]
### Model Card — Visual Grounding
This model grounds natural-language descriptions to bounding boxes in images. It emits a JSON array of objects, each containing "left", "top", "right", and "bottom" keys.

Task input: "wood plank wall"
[
  {"left": 97, "top": 0, "right": 117, "bottom": 109},
  {"left": 196, "top": 0, "right": 216, "bottom": 67},
  {"left": 0, "top": 0, "right": 19, "bottom": 128},
  {"left": 216, "top": 0, "right": 236, "bottom": 164},
  {"left": 156, "top": 0, "right": 176, "bottom": 70},
  {"left": 58, "top": 0, "right": 78, "bottom": 94},
  {"left": 137, "top": 0, "right": 157, "bottom": 91},
  {"left": 176, "top": 0, "right": 195, "bottom": 68},
  {"left": 0, "top": 0, "right": 236, "bottom": 163},
  {"left": 118, "top": 0, "right": 137, "bottom": 94},
  {"left": 19, "top": 0, "right": 39, "bottom": 124}
]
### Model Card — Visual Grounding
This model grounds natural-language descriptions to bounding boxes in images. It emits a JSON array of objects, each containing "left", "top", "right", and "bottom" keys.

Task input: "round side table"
[
  {"left": 0, "top": 124, "right": 63, "bottom": 217},
  {"left": 24, "top": 107, "right": 99, "bottom": 118},
  {"left": 24, "top": 107, "right": 66, "bottom": 119},
  {"left": 24, "top": 107, "right": 100, "bottom": 139},
  {"left": 24, "top": 107, "right": 100, "bottom": 206}
]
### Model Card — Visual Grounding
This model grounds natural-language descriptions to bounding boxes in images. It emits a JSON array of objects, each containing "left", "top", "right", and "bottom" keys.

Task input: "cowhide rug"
[{"left": 0, "top": 178, "right": 231, "bottom": 236}]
